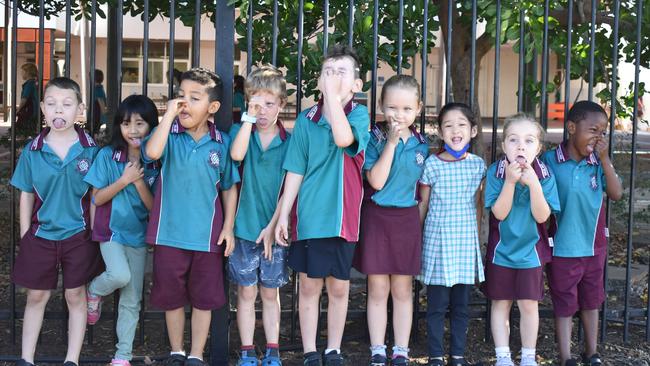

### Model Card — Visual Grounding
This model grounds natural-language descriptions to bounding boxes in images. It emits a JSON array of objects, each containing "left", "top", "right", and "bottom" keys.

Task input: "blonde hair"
[
  {"left": 245, "top": 65, "right": 287, "bottom": 103},
  {"left": 21, "top": 63, "right": 38, "bottom": 79},
  {"left": 502, "top": 113, "right": 545, "bottom": 141}
]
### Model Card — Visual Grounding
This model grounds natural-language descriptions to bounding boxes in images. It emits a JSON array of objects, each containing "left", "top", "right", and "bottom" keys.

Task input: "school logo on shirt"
[
  {"left": 208, "top": 150, "right": 221, "bottom": 168},
  {"left": 147, "top": 176, "right": 156, "bottom": 187},
  {"left": 590, "top": 174, "right": 599, "bottom": 191},
  {"left": 415, "top": 151, "right": 425, "bottom": 166},
  {"left": 76, "top": 158, "right": 91, "bottom": 175}
]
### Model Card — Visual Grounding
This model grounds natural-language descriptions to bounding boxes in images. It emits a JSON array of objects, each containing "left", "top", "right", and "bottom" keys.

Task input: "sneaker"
[
  {"left": 62, "top": 362, "right": 78, "bottom": 366},
  {"left": 391, "top": 356, "right": 409, "bottom": 366},
  {"left": 16, "top": 360, "right": 36, "bottom": 366},
  {"left": 519, "top": 356, "right": 537, "bottom": 366},
  {"left": 369, "top": 354, "right": 387, "bottom": 366},
  {"left": 111, "top": 359, "right": 132, "bottom": 366},
  {"left": 237, "top": 353, "right": 258, "bottom": 366},
  {"left": 304, "top": 351, "right": 322, "bottom": 366},
  {"left": 427, "top": 359, "right": 445, "bottom": 366},
  {"left": 564, "top": 359, "right": 579, "bottom": 366},
  {"left": 495, "top": 357, "right": 515, "bottom": 366},
  {"left": 165, "top": 354, "right": 187, "bottom": 366},
  {"left": 581, "top": 353, "right": 602, "bottom": 366},
  {"left": 261, "top": 353, "right": 282, "bottom": 366},
  {"left": 86, "top": 289, "right": 102, "bottom": 325},
  {"left": 184, "top": 358, "right": 205, "bottom": 366},
  {"left": 323, "top": 350, "right": 344, "bottom": 366},
  {"left": 447, "top": 357, "right": 474, "bottom": 366}
]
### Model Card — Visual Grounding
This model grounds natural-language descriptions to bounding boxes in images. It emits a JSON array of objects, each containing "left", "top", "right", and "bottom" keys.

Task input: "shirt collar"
[
  {"left": 306, "top": 98, "right": 358, "bottom": 123},
  {"left": 112, "top": 147, "right": 128, "bottom": 162},
  {"left": 170, "top": 118, "right": 223, "bottom": 143},
  {"left": 30, "top": 124, "right": 96, "bottom": 151},
  {"left": 556, "top": 142, "right": 599, "bottom": 166},
  {"left": 495, "top": 156, "right": 551, "bottom": 180}
]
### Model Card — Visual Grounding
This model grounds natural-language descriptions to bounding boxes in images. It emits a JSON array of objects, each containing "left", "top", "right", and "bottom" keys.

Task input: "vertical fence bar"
[
  {"left": 65, "top": 0, "right": 71, "bottom": 77},
  {"left": 2, "top": 0, "right": 7, "bottom": 114},
  {"left": 168, "top": 0, "right": 176, "bottom": 99},
  {"left": 347, "top": 0, "right": 354, "bottom": 47},
  {"left": 444, "top": 0, "right": 453, "bottom": 103},
  {"left": 246, "top": 0, "right": 253, "bottom": 74},
  {"left": 469, "top": 0, "right": 477, "bottom": 108},
  {"left": 587, "top": 0, "right": 596, "bottom": 101},
  {"left": 562, "top": 0, "right": 573, "bottom": 141},
  {"left": 323, "top": 0, "right": 329, "bottom": 55},
  {"left": 117, "top": 0, "right": 123, "bottom": 103},
  {"left": 539, "top": 0, "right": 550, "bottom": 130},
  {"left": 271, "top": 0, "right": 279, "bottom": 66},
  {"left": 517, "top": 7, "right": 525, "bottom": 112},
  {"left": 490, "top": 0, "right": 501, "bottom": 164},
  {"left": 370, "top": 0, "right": 378, "bottom": 123},
  {"left": 602, "top": 0, "right": 620, "bottom": 342},
  {"left": 419, "top": 0, "right": 428, "bottom": 135},
  {"left": 397, "top": 0, "right": 403, "bottom": 74},
  {"left": 192, "top": 0, "right": 201, "bottom": 67},
  {"left": 142, "top": 0, "right": 150, "bottom": 96},
  {"left": 37, "top": 0, "right": 44, "bottom": 132},
  {"left": 88, "top": 0, "right": 97, "bottom": 134},
  {"left": 10, "top": 0, "right": 18, "bottom": 345},
  {"left": 623, "top": 0, "right": 641, "bottom": 343}
]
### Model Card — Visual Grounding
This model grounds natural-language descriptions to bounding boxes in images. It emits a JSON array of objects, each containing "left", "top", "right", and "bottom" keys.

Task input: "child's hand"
[
  {"left": 594, "top": 137, "right": 610, "bottom": 159},
  {"left": 247, "top": 95, "right": 264, "bottom": 119},
  {"left": 274, "top": 216, "right": 290, "bottom": 247},
  {"left": 256, "top": 225, "right": 275, "bottom": 261},
  {"left": 217, "top": 227, "right": 235, "bottom": 257},
  {"left": 120, "top": 161, "right": 144, "bottom": 185},
  {"left": 387, "top": 122, "right": 401, "bottom": 145},
  {"left": 318, "top": 69, "right": 342, "bottom": 102},
  {"left": 519, "top": 162, "right": 540, "bottom": 187},
  {"left": 164, "top": 98, "right": 186, "bottom": 119},
  {"left": 505, "top": 161, "right": 523, "bottom": 185}
]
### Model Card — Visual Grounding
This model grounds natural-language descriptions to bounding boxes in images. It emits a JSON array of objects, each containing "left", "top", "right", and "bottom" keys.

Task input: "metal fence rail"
[{"left": 0, "top": 0, "right": 647, "bottom": 364}]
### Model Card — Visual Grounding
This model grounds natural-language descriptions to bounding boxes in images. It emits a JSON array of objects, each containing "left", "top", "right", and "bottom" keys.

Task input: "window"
[
  {"left": 120, "top": 40, "right": 190, "bottom": 87},
  {"left": 122, "top": 60, "right": 140, "bottom": 83}
]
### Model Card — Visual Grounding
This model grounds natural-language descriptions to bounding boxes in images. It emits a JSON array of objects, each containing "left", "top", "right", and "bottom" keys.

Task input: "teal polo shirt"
[
  {"left": 541, "top": 144, "right": 609, "bottom": 257},
  {"left": 84, "top": 146, "right": 159, "bottom": 247},
  {"left": 11, "top": 126, "right": 99, "bottom": 240},
  {"left": 282, "top": 100, "right": 370, "bottom": 242},
  {"left": 364, "top": 124, "right": 429, "bottom": 207},
  {"left": 230, "top": 121, "right": 291, "bottom": 243},
  {"left": 485, "top": 157, "right": 561, "bottom": 269},
  {"left": 142, "top": 120, "right": 240, "bottom": 252}
]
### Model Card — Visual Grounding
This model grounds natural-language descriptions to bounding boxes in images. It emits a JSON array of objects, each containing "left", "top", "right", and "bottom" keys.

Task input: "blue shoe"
[
  {"left": 261, "top": 353, "right": 282, "bottom": 366},
  {"left": 237, "top": 355, "right": 259, "bottom": 366}
]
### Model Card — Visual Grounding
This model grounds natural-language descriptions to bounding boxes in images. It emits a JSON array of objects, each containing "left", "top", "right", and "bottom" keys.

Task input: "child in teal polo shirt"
[
  {"left": 142, "top": 68, "right": 240, "bottom": 366},
  {"left": 275, "top": 45, "right": 370, "bottom": 365},
  {"left": 11, "top": 77, "right": 102, "bottom": 366},
  {"left": 542, "top": 101, "right": 623, "bottom": 366},
  {"left": 228, "top": 65, "right": 290, "bottom": 366}
]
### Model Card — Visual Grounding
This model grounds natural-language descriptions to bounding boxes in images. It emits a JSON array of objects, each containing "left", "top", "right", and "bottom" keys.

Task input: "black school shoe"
[
  {"left": 184, "top": 358, "right": 206, "bottom": 366},
  {"left": 165, "top": 354, "right": 187, "bottom": 366},
  {"left": 564, "top": 359, "right": 579, "bottom": 366},
  {"left": 427, "top": 359, "right": 445, "bottom": 366},
  {"left": 304, "top": 351, "right": 322, "bottom": 366},
  {"left": 581, "top": 353, "right": 602, "bottom": 366},
  {"left": 369, "top": 354, "right": 388, "bottom": 366},
  {"left": 447, "top": 357, "right": 482, "bottom": 366},
  {"left": 323, "top": 350, "right": 344, "bottom": 366},
  {"left": 62, "top": 362, "right": 78, "bottom": 366},
  {"left": 390, "top": 356, "right": 410, "bottom": 366},
  {"left": 15, "top": 360, "right": 36, "bottom": 366}
]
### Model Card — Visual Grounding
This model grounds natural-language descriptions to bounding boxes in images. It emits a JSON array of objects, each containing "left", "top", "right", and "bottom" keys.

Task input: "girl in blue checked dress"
[
  {"left": 418, "top": 103, "right": 486, "bottom": 366},
  {"left": 353, "top": 75, "right": 429, "bottom": 366}
]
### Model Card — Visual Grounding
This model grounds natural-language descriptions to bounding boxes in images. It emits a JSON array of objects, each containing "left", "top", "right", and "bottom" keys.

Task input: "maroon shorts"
[
  {"left": 482, "top": 261, "right": 544, "bottom": 301},
  {"left": 353, "top": 201, "right": 422, "bottom": 275},
  {"left": 547, "top": 254, "right": 606, "bottom": 317},
  {"left": 150, "top": 245, "right": 225, "bottom": 310},
  {"left": 12, "top": 230, "right": 103, "bottom": 290}
]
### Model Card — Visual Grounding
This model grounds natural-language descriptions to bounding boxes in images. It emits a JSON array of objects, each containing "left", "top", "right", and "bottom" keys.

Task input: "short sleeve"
[
  {"left": 419, "top": 155, "right": 436, "bottom": 186},
  {"left": 21, "top": 81, "right": 34, "bottom": 99},
  {"left": 227, "top": 123, "right": 245, "bottom": 165},
  {"left": 141, "top": 127, "right": 168, "bottom": 163},
  {"left": 344, "top": 105, "right": 370, "bottom": 157},
  {"left": 282, "top": 114, "right": 309, "bottom": 176},
  {"left": 83, "top": 147, "right": 112, "bottom": 189},
  {"left": 363, "top": 135, "right": 382, "bottom": 171},
  {"left": 484, "top": 164, "right": 504, "bottom": 209},
  {"left": 541, "top": 175, "right": 561, "bottom": 214},
  {"left": 219, "top": 134, "right": 241, "bottom": 190},
  {"left": 10, "top": 142, "right": 34, "bottom": 192}
]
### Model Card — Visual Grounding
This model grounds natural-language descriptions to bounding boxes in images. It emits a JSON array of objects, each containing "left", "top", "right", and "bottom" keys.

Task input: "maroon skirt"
[{"left": 353, "top": 200, "right": 422, "bottom": 275}]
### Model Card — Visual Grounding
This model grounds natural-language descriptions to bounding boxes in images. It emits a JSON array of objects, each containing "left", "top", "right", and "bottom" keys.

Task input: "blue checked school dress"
[{"left": 417, "top": 153, "right": 487, "bottom": 287}]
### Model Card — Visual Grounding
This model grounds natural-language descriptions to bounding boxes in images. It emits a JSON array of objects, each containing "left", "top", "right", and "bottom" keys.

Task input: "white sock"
[
  {"left": 170, "top": 351, "right": 186, "bottom": 357},
  {"left": 495, "top": 346, "right": 511, "bottom": 359},
  {"left": 521, "top": 348, "right": 536, "bottom": 359},
  {"left": 370, "top": 345, "right": 386, "bottom": 357},
  {"left": 324, "top": 348, "right": 340, "bottom": 355},
  {"left": 392, "top": 346, "right": 409, "bottom": 359},
  {"left": 187, "top": 356, "right": 203, "bottom": 361}
]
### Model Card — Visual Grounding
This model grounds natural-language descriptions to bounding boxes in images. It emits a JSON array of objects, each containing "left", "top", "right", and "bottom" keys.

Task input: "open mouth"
[
  {"left": 586, "top": 144, "right": 594, "bottom": 153},
  {"left": 128, "top": 137, "right": 142, "bottom": 147},
  {"left": 52, "top": 118, "right": 66, "bottom": 129},
  {"left": 451, "top": 137, "right": 463, "bottom": 144},
  {"left": 515, "top": 155, "right": 527, "bottom": 166},
  {"left": 179, "top": 111, "right": 191, "bottom": 120}
]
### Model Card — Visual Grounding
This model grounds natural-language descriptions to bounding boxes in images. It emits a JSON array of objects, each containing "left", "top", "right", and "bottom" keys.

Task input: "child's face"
[
  {"left": 502, "top": 120, "right": 541, "bottom": 166},
  {"left": 41, "top": 86, "right": 83, "bottom": 133},
  {"left": 248, "top": 90, "right": 284, "bottom": 130},
  {"left": 567, "top": 111, "right": 608, "bottom": 158},
  {"left": 177, "top": 79, "right": 221, "bottom": 129},
  {"left": 318, "top": 57, "right": 362, "bottom": 102},
  {"left": 120, "top": 113, "right": 151, "bottom": 149},
  {"left": 381, "top": 87, "right": 421, "bottom": 130},
  {"left": 439, "top": 109, "right": 477, "bottom": 151}
]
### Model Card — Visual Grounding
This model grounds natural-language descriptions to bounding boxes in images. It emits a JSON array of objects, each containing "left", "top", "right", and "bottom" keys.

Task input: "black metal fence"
[{"left": 0, "top": 0, "right": 647, "bottom": 364}]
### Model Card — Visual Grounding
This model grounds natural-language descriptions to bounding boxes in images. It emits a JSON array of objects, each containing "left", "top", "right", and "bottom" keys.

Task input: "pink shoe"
[
  {"left": 111, "top": 359, "right": 132, "bottom": 366},
  {"left": 86, "top": 289, "right": 102, "bottom": 325}
]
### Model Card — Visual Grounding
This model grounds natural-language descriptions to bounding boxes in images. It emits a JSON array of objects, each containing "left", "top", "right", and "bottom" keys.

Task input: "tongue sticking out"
[
  {"left": 52, "top": 118, "right": 66, "bottom": 129},
  {"left": 130, "top": 138, "right": 142, "bottom": 147},
  {"left": 586, "top": 144, "right": 594, "bottom": 154},
  {"left": 515, "top": 156, "right": 527, "bottom": 166}
]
